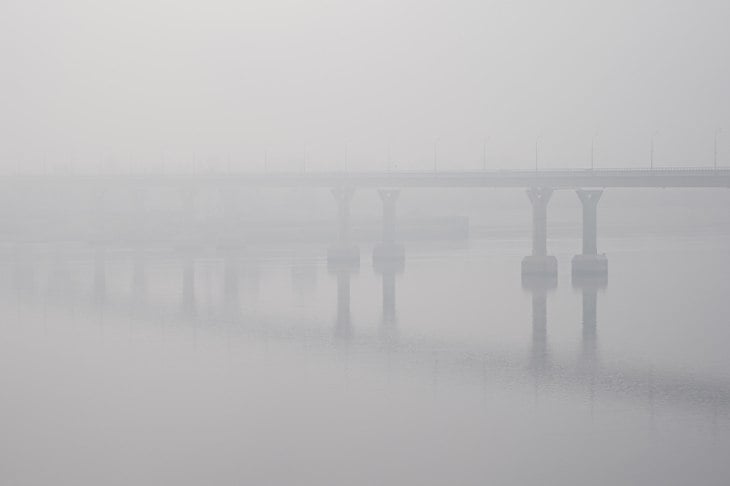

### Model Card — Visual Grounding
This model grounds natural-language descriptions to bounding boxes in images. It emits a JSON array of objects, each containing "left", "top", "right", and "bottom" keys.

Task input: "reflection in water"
[
  {"left": 330, "top": 261, "right": 357, "bottom": 341},
  {"left": 222, "top": 250, "right": 240, "bottom": 322},
  {"left": 522, "top": 274, "right": 556, "bottom": 374},
  {"left": 1, "top": 242, "right": 729, "bottom": 421},
  {"left": 374, "top": 257, "right": 405, "bottom": 344},
  {"left": 181, "top": 250, "right": 197, "bottom": 321}
]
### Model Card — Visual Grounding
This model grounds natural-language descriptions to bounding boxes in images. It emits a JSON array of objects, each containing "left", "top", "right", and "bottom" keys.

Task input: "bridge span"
[
  {"left": 2, "top": 167, "right": 728, "bottom": 278},
  {"left": 2, "top": 167, "right": 730, "bottom": 189}
]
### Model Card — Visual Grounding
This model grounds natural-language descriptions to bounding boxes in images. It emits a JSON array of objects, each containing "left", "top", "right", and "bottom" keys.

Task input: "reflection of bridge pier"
[
  {"left": 522, "top": 274, "right": 557, "bottom": 372},
  {"left": 93, "top": 246, "right": 107, "bottom": 305},
  {"left": 374, "top": 256, "right": 405, "bottom": 344},
  {"left": 222, "top": 250, "right": 241, "bottom": 321},
  {"left": 573, "top": 273, "right": 608, "bottom": 365},
  {"left": 521, "top": 187, "right": 557, "bottom": 275},
  {"left": 572, "top": 189, "right": 608, "bottom": 275},
  {"left": 180, "top": 250, "right": 197, "bottom": 320},
  {"left": 329, "top": 259, "right": 359, "bottom": 341},
  {"left": 131, "top": 247, "right": 147, "bottom": 304},
  {"left": 327, "top": 187, "right": 359, "bottom": 264}
]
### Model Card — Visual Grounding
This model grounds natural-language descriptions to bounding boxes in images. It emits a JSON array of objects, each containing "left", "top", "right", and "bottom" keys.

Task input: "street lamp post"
[
  {"left": 650, "top": 131, "right": 659, "bottom": 170},
  {"left": 715, "top": 128, "right": 723, "bottom": 169},
  {"left": 482, "top": 137, "right": 488, "bottom": 171},
  {"left": 433, "top": 139, "right": 439, "bottom": 172},
  {"left": 535, "top": 135, "right": 542, "bottom": 171},
  {"left": 591, "top": 133, "right": 598, "bottom": 170}
]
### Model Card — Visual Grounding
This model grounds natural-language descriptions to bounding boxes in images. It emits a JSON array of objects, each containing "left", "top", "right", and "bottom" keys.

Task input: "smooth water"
[{"left": 1, "top": 234, "right": 729, "bottom": 485}]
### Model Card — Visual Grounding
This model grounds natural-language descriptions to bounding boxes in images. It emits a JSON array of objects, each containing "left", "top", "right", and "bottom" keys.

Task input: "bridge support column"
[
  {"left": 327, "top": 187, "right": 359, "bottom": 264},
  {"left": 374, "top": 257, "right": 405, "bottom": 344},
  {"left": 521, "top": 187, "right": 557, "bottom": 275},
  {"left": 572, "top": 190, "right": 608, "bottom": 275},
  {"left": 373, "top": 189, "right": 405, "bottom": 262}
]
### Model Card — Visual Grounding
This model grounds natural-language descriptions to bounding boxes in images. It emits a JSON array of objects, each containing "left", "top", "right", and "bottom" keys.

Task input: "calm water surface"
[{"left": 1, "top": 234, "right": 729, "bottom": 485}]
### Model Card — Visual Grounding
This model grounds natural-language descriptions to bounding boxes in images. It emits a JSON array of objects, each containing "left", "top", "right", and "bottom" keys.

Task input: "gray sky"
[{"left": 2, "top": 0, "right": 729, "bottom": 172}]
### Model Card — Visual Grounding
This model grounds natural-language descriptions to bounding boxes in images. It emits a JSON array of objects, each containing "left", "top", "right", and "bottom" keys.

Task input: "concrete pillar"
[
  {"left": 93, "top": 246, "right": 106, "bottom": 305},
  {"left": 132, "top": 247, "right": 147, "bottom": 303},
  {"left": 373, "top": 189, "right": 405, "bottom": 262},
  {"left": 375, "top": 258, "right": 404, "bottom": 344},
  {"left": 181, "top": 254, "right": 196, "bottom": 319},
  {"left": 180, "top": 187, "right": 197, "bottom": 223},
  {"left": 223, "top": 253, "right": 240, "bottom": 321},
  {"left": 334, "top": 268, "right": 352, "bottom": 340},
  {"left": 521, "top": 187, "right": 557, "bottom": 275},
  {"left": 333, "top": 186, "right": 354, "bottom": 245},
  {"left": 328, "top": 187, "right": 359, "bottom": 264},
  {"left": 572, "top": 189, "right": 608, "bottom": 275}
]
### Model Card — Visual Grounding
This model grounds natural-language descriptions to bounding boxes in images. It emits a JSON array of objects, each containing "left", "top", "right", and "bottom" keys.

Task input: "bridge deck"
[{"left": 2, "top": 168, "right": 730, "bottom": 189}]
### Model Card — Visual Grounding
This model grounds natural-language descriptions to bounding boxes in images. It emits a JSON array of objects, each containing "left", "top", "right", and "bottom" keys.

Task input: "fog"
[{"left": 1, "top": 1, "right": 730, "bottom": 485}]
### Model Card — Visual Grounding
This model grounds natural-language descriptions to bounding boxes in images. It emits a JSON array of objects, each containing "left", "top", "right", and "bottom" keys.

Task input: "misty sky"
[{"left": 2, "top": 0, "right": 729, "bottom": 172}]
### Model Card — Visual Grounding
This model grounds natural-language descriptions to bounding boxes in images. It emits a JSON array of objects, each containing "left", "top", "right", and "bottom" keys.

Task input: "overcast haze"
[
  {"left": 2, "top": 0, "right": 730, "bottom": 171},
  {"left": 1, "top": 2, "right": 730, "bottom": 486}
]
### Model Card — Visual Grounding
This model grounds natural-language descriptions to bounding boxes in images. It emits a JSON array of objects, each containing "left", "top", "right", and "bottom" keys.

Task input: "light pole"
[
  {"left": 591, "top": 132, "right": 598, "bottom": 170},
  {"left": 650, "top": 131, "right": 659, "bottom": 170},
  {"left": 264, "top": 148, "right": 268, "bottom": 173},
  {"left": 535, "top": 135, "right": 542, "bottom": 171},
  {"left": 344, "top": 142, "right": 348, "bottom": 173},
  {"left": 303, "top": 143, "right": 307, "bottom": 173},
  {"left": 433, "top": 138, "right": 439, "bottom": 172},
  {"left": 482, "top": 137, "right": 488, "bottom": 171},
  {"left": 715, "top": 128, "right": 723, "bottom": 169},
  {"left": 387, "top": 140, "right": 393, "bottom": 172}
]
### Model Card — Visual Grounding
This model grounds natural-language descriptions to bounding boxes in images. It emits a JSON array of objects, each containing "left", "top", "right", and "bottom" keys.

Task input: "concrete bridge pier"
[
  {"left": 93, "top": 246, "right": 107, "bottom": 305},
  {"left": 572, "top": 190, "right": 608, "bottom": 275},
  {"left": 373, "top": 189, "right": 405, "bottom": 263},
  {"left": 521, "top": 187, "right": 557, "bottom": 275},
  {"left": 181, "top": 252, "right": 197, "bottom": 319},
  {"left": 327, "top": 187, "right": 359, "bottom": 264},
  {"left": 132, "top": 247, "right": 147, "bottom": 303}
]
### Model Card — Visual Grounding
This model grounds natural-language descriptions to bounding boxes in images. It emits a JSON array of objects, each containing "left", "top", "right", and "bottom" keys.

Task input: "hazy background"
[{"left": 2, "top": 0, "right": 729, "bottom": 173}]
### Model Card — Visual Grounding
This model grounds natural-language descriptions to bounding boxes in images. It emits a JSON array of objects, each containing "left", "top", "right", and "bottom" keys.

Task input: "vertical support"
[
  {"left": 182, "top": 253, "right": 196, "bottom": 319},
  {"left": 527, "top": 187, "right": 552, "bottom": 256},
  {"left": 379, "top": 189, "right": 399, "bottom": 244},
  {"left": 334, "top": 268, "right": 352, "bottom": 340},
  {"left": 577, "top": 189, "right": 602, "bottom": 255},
  {"left": 328, "top": 187, "right": 359, "bottom": 264},
  {"left": 572, "top": 189, "right": 607, "bottom": 275},
  {"left": 332, "top": 186, "right": 354, "bottom": 246},
  {"left": 522, "top": 187, "right": 557, "bottom": 275},
  {"left": 132, "top": 247, "right": 147, "bottom": 303},
  {"left": 180, "top": 187, "right": 197, "bottom": 224},
  {"left": 373, "top": 189, "right": 405, "bottom": 262},
  {"left": 93, "top": 246, "right": 106, "bottom": 305}
]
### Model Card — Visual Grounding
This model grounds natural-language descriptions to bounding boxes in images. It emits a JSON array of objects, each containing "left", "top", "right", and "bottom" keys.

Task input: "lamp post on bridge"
[
  {"left": 433, "top": 138, "right": 439, "bottom": 172},
  {"left": 482, "top": 137, "right": 489, "bottom": 171},
  {"left": 650, "top": 131, "right": 659, "bottom": 170},
  {"left": 591, "top": 132, "right": 598, "bottom": 170},
  {"left": 715, "top": 128, "right": 723, "bottom": 170},
  {"left": 535, "top": 135, "right": 542, "bottom": 171}
]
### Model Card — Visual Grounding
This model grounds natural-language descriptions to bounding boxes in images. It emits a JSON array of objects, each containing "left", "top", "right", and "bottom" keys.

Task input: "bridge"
[{"left": 2, "top": 167, "right": 729, "bottom": 278}]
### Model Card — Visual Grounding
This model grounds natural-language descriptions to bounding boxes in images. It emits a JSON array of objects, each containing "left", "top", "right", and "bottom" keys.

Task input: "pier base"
[
  {"left": 373, "top": 242, "right": 405, "bottom": 262},
  {"left": 521, "top": 255, "right": 558, "bottom": 275},
  {"left": 571, "top": 254, "right": 608, "bottom": 275},
  {"left": 327, "top": 245, "right": 360, "bottom": 266}
]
